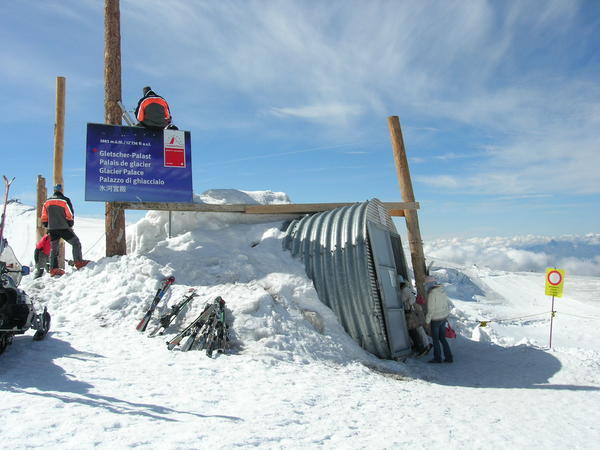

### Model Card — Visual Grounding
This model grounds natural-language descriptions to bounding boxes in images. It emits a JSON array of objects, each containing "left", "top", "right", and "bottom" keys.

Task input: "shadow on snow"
[
  {"left": 419, "top": 335, "right": 600, "bottom": 391},
  {"left": 0, "top": 333, "right": 243, "bottom": 423}
]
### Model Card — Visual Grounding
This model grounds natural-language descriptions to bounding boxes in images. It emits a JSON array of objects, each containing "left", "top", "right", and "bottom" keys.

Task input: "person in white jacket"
[
  {"left": 424, "top": 276, "right": 453, "bottom": 363},
  {"left": 399, "top": 276, "right": 431, "bottom": 355}
]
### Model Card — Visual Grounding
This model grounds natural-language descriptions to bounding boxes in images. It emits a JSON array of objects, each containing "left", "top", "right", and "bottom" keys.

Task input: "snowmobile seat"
[{"left": 0, "top": 288, "right": 30, "bottom": 329}]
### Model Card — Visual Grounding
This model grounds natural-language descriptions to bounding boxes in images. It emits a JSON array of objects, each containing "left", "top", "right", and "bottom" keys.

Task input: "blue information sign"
[{"left": 85, "top": 123, "right": 193, "bottom": 202}]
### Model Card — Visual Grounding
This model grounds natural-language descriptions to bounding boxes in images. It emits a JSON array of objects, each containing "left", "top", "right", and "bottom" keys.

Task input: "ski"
[
  {"left": 166, "top": 301, "right": 216, "bottom": 351},
  {"left": 148, "top": 288, "right": 198, "bottom": 337},
  {"left": 0, "top": 176, "right": 15, "bottom": 254},
  {"left": 180, "top": 322, "right": 206, "bottom": 352},
  {"left": 188, "top": 324, "right": 210, "bottom": 351},
  {"left": 166, "top": 296, "right": 231, "bottom": 356},
  {"left": 184, "top": 306, "right": 217, "bottom": 352},
  {"left": 135, "top": 276, "right": 175, "bottom": 332},
  {"left": 206, "top": 297, "right": 228, "bottom": 357}
]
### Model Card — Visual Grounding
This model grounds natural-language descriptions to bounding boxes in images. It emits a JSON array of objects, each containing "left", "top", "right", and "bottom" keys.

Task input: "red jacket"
[{"left": 36, "top": 234, "right": 51, "bottom": 255}]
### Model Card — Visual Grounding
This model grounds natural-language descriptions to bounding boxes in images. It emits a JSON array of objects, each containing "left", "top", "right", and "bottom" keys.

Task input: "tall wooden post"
[
  {"left": 36, "top": 175, "right": 47, "bottom": 241},
  {"left": 388, "top": 116, "right": 428, "bottom": 302},
  {"left": 54, "top": 77, "right": 65, "bottom": 189},
  {"left": 54, "top": 77, "right": 66, "bottom": 268},
  {"left": 104, "top": 0, "right": 127, "bottom": 256}
]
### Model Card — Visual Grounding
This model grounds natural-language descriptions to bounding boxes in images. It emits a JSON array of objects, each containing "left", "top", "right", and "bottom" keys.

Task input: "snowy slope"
[{"left": 1, "top": 192, "right": 599, "bottom": 449}]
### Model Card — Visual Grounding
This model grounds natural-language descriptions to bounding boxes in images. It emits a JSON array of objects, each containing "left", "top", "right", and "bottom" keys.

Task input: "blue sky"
[{"left": 1, "top": 0, "right": 599, "bottom": 239}]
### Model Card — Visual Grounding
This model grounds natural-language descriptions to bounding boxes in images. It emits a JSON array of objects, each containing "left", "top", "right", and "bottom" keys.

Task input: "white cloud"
[
  {"left": 270, "top": 103, "right": 363, "bottom": 121},
  {"left": 415, "top": 175, "right": 463, "bottom": 189},
  {"left": 425, "top": 234, "right": 600, "bottom": 276}
]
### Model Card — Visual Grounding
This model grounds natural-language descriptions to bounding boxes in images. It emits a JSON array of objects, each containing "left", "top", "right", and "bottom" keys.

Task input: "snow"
[{"left": 1, "top": 192, "right": 599, "bottom": 449}]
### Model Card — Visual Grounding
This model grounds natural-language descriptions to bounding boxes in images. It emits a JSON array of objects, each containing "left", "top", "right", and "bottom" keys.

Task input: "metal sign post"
[
  {"left": 549, "top": 295, "right": 556, "bottom": 348},
  {"left": 545, "top": 268, "right": 565, "bottom": 349}
]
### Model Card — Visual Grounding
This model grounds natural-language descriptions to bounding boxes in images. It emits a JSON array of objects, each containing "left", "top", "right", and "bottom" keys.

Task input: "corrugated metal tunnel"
[{"left": 282, "top": 199, "right": 412, "bottom": 359}]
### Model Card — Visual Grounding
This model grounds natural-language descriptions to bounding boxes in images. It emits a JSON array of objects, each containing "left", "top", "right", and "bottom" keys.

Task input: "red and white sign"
[
  {"left": 164, "top": 130, "right": 186, "bottom": 168},
  {"left": 547, "top": 270, "right": 562, "bottom": 286}
]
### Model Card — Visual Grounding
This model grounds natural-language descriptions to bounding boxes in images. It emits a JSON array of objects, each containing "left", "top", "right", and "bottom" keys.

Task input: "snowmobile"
[{"left": 0, "top": 243, "right": 51, "bottom": 355}]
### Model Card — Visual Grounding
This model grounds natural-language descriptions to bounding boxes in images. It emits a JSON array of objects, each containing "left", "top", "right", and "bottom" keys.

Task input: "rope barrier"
[
  {"left": 83, "top": 232, "right": 106, "bottom": 258},
  {"left": 557, "top": 311, "right": 600, "bottom": 321},
  {"left": 478, "top": 310, "right": 600, "bottom": 326},
  {"left": 478, "top": 312, "right": 549, "bottom": 327}
]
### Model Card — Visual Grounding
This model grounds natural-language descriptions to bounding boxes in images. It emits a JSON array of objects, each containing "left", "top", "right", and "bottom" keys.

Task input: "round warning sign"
[
  {"left": 547, "top": 270, "right": 562, "bottom": 286},
  {"left": 545, "top": 268, "right": 565, "bottom": 298}
]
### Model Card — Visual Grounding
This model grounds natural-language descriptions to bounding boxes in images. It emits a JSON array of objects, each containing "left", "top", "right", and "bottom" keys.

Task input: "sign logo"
[{"left": 545, "top": 268, "right": 565, "bottom": 297}]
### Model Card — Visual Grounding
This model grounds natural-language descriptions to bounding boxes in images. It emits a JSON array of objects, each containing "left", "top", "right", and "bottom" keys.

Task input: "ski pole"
[{"left": 0, "top": 176, "right": 15, "bottom": 254}]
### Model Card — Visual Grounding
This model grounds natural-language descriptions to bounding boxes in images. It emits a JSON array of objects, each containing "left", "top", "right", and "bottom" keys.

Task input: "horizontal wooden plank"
[
  {"left": 112, "top": 201, "right": 419, "bottom": 215},
  {"left": 112, "top": 202, "right": 246, "bottom": 212},
  {"left": 388, "top": 209, "right": 406, "bottom": 217},
  {"left": 243, "top": 202, "right": 418, "bottom": 214}
]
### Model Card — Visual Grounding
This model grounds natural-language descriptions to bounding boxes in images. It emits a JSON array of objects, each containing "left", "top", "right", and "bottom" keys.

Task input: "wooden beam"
[
  {"left": 104, "top": 0, "right": 127, "bottom": 257},
  {"left": 111, "top": 201, "right": 418, "bottom": 215},
  {"left": 53, "top": 77, "right": 66, "bottom": 269},
  {"left": 388, "top": 209, "right": 405, "bottom": 217},
  {"left": 53, "top": 77, "right": 65, "bottom": 189},
  {"left": 244, "top": 202, "right": 417, "bottom": 214},
  {"left": 388, "top": 116, "right": 428, "bottom": 303},
  {"left": 36, "top": 175, "right": 47, "bottom": 241}
]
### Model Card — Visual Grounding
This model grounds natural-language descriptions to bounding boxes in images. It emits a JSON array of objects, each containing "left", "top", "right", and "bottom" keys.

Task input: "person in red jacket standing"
[
  {"left": 134, "top": 86, "right": 177, "bottom": 129},
  {"left": 40, "top": 184, "right": 88, "bottom": 276},
  {"left": 33, "top": 233, "right": 51, "bottom": 278}
]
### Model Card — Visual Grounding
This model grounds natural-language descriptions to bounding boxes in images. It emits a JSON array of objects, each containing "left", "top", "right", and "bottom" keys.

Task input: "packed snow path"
[{"left": 2, "top": 311, "right": 599, "bottom": 448}]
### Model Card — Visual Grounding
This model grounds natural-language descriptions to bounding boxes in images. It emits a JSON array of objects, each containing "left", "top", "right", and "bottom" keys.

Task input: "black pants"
[
  {"left": 33, "top": 248, "right": 49, "bottom": 277},
  {"left": 49, "top": 229, "right": 82, "bottom": 269}
]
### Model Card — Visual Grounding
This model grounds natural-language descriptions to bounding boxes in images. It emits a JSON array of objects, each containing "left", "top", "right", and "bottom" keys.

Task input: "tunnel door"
[{"left": 367, "top": 221, "right": 412, "bottom": 358}]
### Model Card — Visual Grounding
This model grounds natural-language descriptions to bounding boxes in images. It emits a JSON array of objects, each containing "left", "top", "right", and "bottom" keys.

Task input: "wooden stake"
[
  {"left": 53, "top": 77, "right": 66, "bottom": 268},
  {"left": 53, "top": 77, "right": 65, "bottom": 189},
  {"left": 104, "top": 0, "right": 126, "bottom": 256},
  {"left": 387, "top": 116, "right": 428, "bottom": 302},
  {"left": 36, "top": 175, "right": 47, "bottom": 241}
]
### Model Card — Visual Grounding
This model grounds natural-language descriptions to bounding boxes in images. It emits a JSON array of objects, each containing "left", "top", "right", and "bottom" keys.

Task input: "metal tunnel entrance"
[{"left": 283, "top": 199, "right": 412, "bottom": 359}]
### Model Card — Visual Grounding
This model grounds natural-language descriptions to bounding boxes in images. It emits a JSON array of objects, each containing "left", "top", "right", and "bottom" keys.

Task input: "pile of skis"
[
  {"left": 136, "top": 276, "right": 230, "bottom": 357},
  {"left": 166, "top": 296, "right": 229, "bottom": 356}
]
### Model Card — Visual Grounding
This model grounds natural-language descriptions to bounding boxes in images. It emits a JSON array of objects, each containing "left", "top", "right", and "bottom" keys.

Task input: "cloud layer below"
[{"left": 425, "top": 234, "right": 600, "bottom": 276}]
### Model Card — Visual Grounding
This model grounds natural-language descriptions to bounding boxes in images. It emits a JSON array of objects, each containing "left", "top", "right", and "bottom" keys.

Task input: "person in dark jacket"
[
  {"left": 33, "top": 233, "right": 51, "bottom": 278},
  {"left": 134, "top": 86, "right": 177, "bottom": 129},
  {"left": 40, "top": 184, "right": 87, "bottom": 276}
]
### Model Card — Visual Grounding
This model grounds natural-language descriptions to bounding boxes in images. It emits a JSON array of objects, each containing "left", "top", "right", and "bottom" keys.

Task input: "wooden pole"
[
  {"left": 36, "top": 175, "right": 47, "bottom": 241},
  {"left": 53, "top": 77, "right": 65, "bottom": 189},
  {"left": 104, "top": 0, "right": 127, "bottom": 256},
  {"left": 53, "top": 77, "right": 66, "bottom": 268},
  {"left": 387, "top": 116, "right": 428, "bottom": 302}
]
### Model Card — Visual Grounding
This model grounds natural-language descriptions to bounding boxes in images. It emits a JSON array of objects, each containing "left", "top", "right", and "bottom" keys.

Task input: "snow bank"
[
  {"left": 21, "top": 189, "right": 389, "bottom": 370},
  {"left": 128, "top": 189, "right": 295, "bottom": 254}
]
